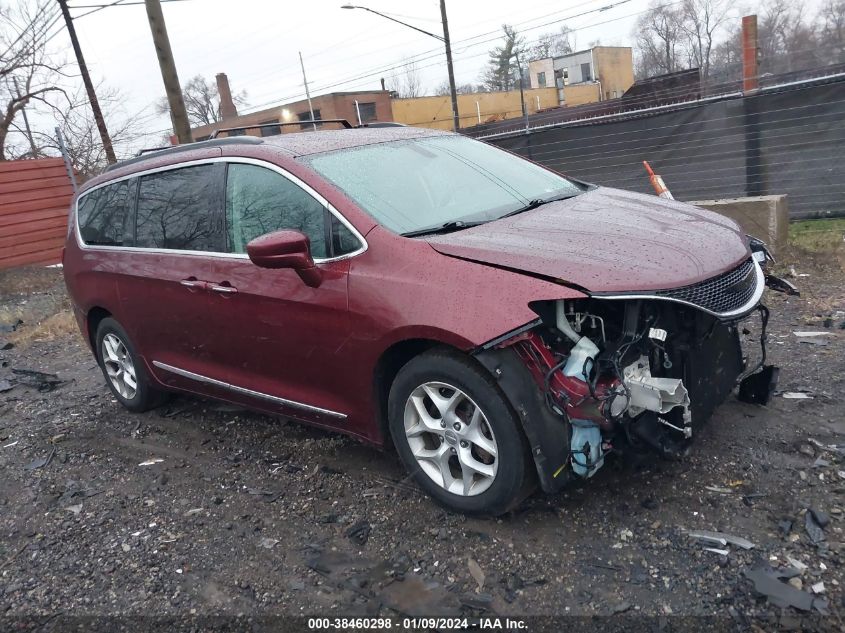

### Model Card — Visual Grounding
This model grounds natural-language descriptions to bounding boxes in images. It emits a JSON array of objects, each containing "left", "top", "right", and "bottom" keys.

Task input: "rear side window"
[
  {"left": 225, "top": 163, "right": 328, "bottom": 258},
  {"left": 135, "top": 164, "right": 223, "bottom": 251},
  {"left": 77, "top": 180, "right": 132, "bottom": 246}
]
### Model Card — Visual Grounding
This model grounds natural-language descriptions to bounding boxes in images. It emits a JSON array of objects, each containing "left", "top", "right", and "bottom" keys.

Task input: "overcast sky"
[{"left": 56, "top": 0, "right": 672, "bottom": 144}]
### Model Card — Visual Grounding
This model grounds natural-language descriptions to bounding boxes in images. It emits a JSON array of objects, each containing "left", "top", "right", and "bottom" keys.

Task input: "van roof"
[{"left": 106, "top": 126, "right": 451, "bottom": 173}]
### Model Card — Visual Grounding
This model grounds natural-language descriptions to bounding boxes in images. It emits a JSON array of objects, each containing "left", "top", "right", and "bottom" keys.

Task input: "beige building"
[
  {"left": 390, "top": 87, "right": 559, "bottom": 131},
  {"left": 528, "top": 46, "right": 634, "bottom": 105},
  {"left": 190, "top": 74, "right": 394, "bottom": 140}
]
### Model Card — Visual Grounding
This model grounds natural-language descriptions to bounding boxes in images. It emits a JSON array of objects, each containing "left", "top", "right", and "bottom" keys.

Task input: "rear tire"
[
  {"left": 388, "top": 348, "right": 535, "bottom": 515},
  {"left": 95, "top": 317, "right": 167, "bottom": 412}
]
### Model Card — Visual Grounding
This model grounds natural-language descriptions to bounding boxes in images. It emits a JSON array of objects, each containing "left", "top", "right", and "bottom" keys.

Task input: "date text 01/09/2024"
[{"left": 306, "top": 617, "right": 528, "bottom": 629}]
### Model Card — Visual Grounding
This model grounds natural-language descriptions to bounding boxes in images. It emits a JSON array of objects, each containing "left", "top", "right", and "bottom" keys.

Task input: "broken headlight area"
[{"left": 479, "top": 295, "right": 775, "bottom": 488}]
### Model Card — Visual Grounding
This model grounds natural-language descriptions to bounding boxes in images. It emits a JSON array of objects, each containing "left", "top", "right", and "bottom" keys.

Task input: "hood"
[{"left": 426, "top": 187, "right": 749, "bottom": 292}]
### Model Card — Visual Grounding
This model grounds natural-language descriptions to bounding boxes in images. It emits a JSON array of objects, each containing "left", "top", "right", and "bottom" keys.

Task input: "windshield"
[{"left": 302, "top": 135, "right": 584, "bottom": 235}]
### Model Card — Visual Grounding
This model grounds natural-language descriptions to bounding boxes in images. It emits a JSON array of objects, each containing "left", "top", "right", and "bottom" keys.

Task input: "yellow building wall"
[
  {"left": 594, "top": 47, "right": 635, "bottom": 100},
  {"left": 391, "top": 88, "right": 560, "bottom": 131},
  {"left": 561, "top": 83, "right": 602, "bottom": 106}
]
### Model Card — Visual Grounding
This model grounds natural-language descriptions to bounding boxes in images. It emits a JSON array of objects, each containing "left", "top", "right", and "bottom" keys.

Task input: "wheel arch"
[
  {"left": 86, "top": 306, "right": 112, "bottom": 351},
  {"left": 372, "top": 337, "right": 465, "bottom": 449}
]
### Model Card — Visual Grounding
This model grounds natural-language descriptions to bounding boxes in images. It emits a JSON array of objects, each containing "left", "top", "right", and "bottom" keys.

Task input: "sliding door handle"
[
  {"left": 180, "top": 278, "right": 207, "bottom": 289},
  {"left": 209, "top": 284, "right": 238, "bottom": 294}
]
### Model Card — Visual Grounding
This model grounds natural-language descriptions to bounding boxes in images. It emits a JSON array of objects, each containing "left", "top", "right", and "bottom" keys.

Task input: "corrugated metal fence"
[
  {"left": 482, "top": 75, "right": 845, "bottom": 220},
  {"left": 0, "top": 158, "right": 74, "bottom": 270}
]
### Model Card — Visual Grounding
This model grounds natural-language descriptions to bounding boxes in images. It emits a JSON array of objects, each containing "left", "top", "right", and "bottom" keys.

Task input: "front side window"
[
  {"left": 537, "top": 71, "right": 546, "bottom": 88},
  {"left": 302, "top": 136, "right": 584, "bottom": 235},
  {"left": 77, "top": 180, "right": 132, "bottom": 247},
  {"left": 225, "top": 164, "right": 328, "bottom": 258},
  {"left": 135, "top": 164, "right": 223, "bottom": 252}
]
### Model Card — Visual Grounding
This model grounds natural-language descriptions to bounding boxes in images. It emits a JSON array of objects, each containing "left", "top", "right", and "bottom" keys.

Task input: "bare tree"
[
  {"left": 386, "top": 58, "right": 424, "bottom": 98},
  {"left": 156, "top": 75, "right": 248, "bottom": 127},
  {"left": 481, "top": 25, "right": 526, "bottom": 91},
  {"left": 819, "top": 0, "right": 845, "bottom": 63},
  {"left": 0, "top": 1, "right": 67, "bottom": 159},
  {"left": 678, "top": 0, "right": 731, "bottom": 79},
  {"left": 757, "top": 0, "right": 821, "bottom": 74},
  {"left": 529, "top": 25, "right": 575, "bottom": 60},
  {"left": 7, "top": 85, "right": 150, "bottom": 180},
  {"left": 433, "top": 81, "right": 479, "bottom": 96},
  {"left": 633, "top": 1, "right": 687, "bottom": 78}
]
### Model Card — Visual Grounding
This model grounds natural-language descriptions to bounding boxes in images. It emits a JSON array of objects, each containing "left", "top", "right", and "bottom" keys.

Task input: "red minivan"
[{"left": 63, "top": 126, "right": 791, "bottom": 515}]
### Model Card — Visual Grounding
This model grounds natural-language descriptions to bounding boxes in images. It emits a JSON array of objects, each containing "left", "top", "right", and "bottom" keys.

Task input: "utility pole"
[
  {"left": 515, "top": 50, "right": 528, "bottom": 133},
  {"left": 144, "top": 0, "right": 192, "bottom": 144},
  {"left": 57, "top": 0, "right": 116, "bottom": 163},
  {"left": 299, "top": 52, "right": 317, "bottom": 131},
  {"left": 439, "top": 0, "right": 460, "bottom": 132}
]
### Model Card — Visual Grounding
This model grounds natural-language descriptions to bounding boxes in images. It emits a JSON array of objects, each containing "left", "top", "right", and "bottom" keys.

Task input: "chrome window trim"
[
  {"left": 74, "top": 156, "right": 368, "bottom": 264},
  {"left": 591, "top": 259, "right": 766, "bottom": 320},
  {"left": 152, "top": 360, "right": 347, "bottom": 419}
]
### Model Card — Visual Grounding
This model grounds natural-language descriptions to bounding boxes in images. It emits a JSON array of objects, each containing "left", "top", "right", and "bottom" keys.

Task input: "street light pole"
[{"left": 341, "top": 3, "right": 460, "bottom": 131}]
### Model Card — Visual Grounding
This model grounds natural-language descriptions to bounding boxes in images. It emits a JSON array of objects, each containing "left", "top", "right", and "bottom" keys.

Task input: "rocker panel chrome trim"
[{"left": 151, "top": 361, "right": 347, "bottom": 419}]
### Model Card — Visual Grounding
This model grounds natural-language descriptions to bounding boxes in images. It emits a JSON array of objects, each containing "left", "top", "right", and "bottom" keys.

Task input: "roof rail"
[
  {"left": 210, "top": 119, "right": 352, "bottom": 138},
  {"left": 104, "top": 136, "right": 263, "bottom": 172}
]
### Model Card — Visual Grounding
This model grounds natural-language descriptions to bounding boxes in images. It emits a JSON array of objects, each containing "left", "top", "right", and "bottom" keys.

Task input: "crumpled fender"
[{"left": 475, "top": 345, "right": 572, "bottom": 494}]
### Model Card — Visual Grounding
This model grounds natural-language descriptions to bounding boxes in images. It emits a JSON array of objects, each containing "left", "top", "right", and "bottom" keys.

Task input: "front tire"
[
  {"left": 388, "top": 349, "right": 535, "bottom": 515},
  {"left": 95, "top": 317, "right": 166, "bottom": 412}
]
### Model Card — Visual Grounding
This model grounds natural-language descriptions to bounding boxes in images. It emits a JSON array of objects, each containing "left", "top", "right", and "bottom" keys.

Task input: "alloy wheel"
[
  {"left": 102, "top": 332, "right": 137, "bottom": 400},
  {"left": 403, "top": 381, "right": 498, "bottom": 496}
]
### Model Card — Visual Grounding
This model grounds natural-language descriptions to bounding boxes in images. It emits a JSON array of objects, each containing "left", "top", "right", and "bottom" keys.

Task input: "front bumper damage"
[{"left": 474, "top": 239, "right": 797, "bottom": 494}]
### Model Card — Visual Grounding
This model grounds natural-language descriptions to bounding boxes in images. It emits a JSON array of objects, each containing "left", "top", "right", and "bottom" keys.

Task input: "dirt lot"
[{"left": 1, "top": 240, "right": 844, "bottom": 629}]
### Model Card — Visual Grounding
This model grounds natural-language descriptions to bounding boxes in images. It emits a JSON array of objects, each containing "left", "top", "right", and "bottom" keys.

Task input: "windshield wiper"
[
  {"left": 401, "top": 220, "right": 487, "bottom": 238},
  {"left": 498, "top": 192, "right": 582, "bottom": 220}
]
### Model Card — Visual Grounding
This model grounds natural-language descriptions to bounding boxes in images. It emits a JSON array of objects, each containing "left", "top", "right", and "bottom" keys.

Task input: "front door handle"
[{"left": 209, "top": 284, "right": 238, "bottom": 294}]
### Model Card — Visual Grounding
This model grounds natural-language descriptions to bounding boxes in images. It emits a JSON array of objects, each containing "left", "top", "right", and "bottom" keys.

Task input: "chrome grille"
[{"left": 655, "top": 258, "right": 758, "bottom": 315}]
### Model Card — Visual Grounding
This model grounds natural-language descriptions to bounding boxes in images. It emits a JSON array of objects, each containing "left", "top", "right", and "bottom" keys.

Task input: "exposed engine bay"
[{"left": 474, "top": 240, "right": 797, "bottom": 492}]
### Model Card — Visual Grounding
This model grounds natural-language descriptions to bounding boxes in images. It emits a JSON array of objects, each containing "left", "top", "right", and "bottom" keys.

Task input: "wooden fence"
[{"left": 0, "top": 157, "right": 74, "bottom": 270}]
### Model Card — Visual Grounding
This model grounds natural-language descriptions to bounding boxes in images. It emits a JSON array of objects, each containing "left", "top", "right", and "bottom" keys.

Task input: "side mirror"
[{"left": 246, "top": 230, "right": 322, "bottom": 288}]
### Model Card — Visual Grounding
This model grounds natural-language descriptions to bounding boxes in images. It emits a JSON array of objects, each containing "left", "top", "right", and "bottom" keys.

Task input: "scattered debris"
[
  {"left": 792, "top": 331, "right": 832, "bottom": 337},
  {"left": 0, "top": 379, "right": 12, "bottom": 393},
  {"left": 704, "top": 486, "right": 733, "bottom": 494},
  {"left": 687, "top": 530, "right": 755, "bottom": 550},
  {"left": 804, "top": 511, "right": 826, "bottom": 544},
  {"left": 11, "top": 368, "right": 63, "bottom": 392},
  {"left": 0, "top": 341, "right": 14, "bottom": 351},
  {"left": 24, "top": 447, "right": 56, "bottom": 471},
  {"left": 811, "top": 582, "right": 826, "bottom": 594},
  {"left": 809, "top": 508, "right": 830, "bottom": 528},
  {"left": 66, "top": 504, "right": 82, "bottom": 516},
  {"left": 259, "top": 537, "right": 279, "bottom": 550},
  {"left": 345, "top": 520, "right": 371, "bottom": 546},
  {"left": 246, "top": 487, "right": 282, "bottom": 503},
  {"left": 3, "top": 440, "right": 19, "bottom": 448},
  {"left": 786, "top": 557, "right": 807, "bottom": 572},
  {"left": 744, "top": 564, "right": 829, "bottom": 614},
  {"left": 782, "top": 392, "right": 814, "bottom": 399},
  {"left": 610, "top": 600, "right": 632, "bottom": 614},
  {"left": 796, "top": 337, "right": 829, "bottom": 346},
  {"left": 138, "top": 458, "right": 164, "bottom": 466},
  {"left": 703, "top": 547, "right": 730, "bottom": 556},
  {"left": 467, "top": 557, "right": 485, "bottom": 590},
  {"left": 0, "top": 318, "right": 23, "bottom": 333}
]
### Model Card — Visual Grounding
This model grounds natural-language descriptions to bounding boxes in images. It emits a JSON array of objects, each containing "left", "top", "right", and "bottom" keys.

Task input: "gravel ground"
[{"left": 1, "top": 255, "right": 844, "bottom": 629}]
